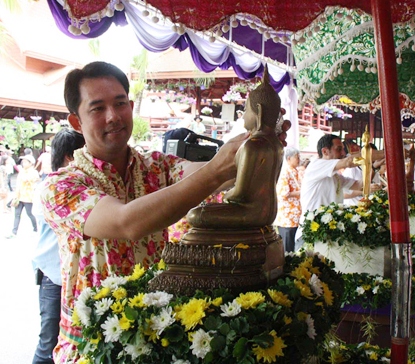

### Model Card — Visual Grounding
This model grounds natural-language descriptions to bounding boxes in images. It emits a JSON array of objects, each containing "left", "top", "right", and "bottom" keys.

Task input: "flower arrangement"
[
  {"left": 301, "top": 190, "right": 415, "bottom": 249},
  {"left": 201, "top": 107, "right": 213, "bottom": 115},
  {"left": 74, "top": 251, "right": 344, "bottom": 364}
]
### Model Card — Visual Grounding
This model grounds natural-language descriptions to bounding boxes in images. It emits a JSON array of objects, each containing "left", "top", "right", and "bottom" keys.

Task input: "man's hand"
[
  {"left": 278, "top": 120, "right": 291, "bottom": 147},
  {"left": 373, "top": 158, "right": 385, "bottom": 170},
  {"left": 370, "top": 183, "right": 382, "bottom": 193}
]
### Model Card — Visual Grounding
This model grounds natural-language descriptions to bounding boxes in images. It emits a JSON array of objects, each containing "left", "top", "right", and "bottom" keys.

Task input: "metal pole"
[{"left": 371, "top": 0, "right": 412, "bottom": 363}]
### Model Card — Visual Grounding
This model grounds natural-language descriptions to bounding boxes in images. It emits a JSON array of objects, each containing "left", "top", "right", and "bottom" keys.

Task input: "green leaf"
[
  {"left": 165, "top": 324, "right": 185, "bottom": 342},
  {"left": 219, "top": 323, "right": 230, "bottom": 335},
  {"left": 210, "top": 335, "right": 226, "bottom": 351},
  {"left": 124, "top": 305, "right": 138, "bottom": 321},
  {"left": 251, "top": 333, "right": 273, "bottom": 348},
  {"left": 204, "top": 315, "right": 222, "bottom": 331},
  {"left": 233, "top": 337, "right": 249, "bottom": 360}
]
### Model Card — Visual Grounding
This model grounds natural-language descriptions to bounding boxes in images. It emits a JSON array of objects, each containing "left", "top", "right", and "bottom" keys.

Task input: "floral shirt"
[
  {"left": 15, "top": 167, "right": 39, "bottom": 202},
  {"left": 41, "top": 146, "right": 186, "bottom": 363},
  {"left": 275, "top": 165, "right": 301, "bottom": 228}
]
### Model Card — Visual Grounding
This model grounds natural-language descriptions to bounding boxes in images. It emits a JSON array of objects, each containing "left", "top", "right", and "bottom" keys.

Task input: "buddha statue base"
[{"left": 149, "top": 226, "right": 285, "bottom": 295}]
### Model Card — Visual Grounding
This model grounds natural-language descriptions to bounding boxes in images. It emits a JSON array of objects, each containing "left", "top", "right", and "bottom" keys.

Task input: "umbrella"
[{"left": 46, "top": 1, "right": 414, "bottom": 362}]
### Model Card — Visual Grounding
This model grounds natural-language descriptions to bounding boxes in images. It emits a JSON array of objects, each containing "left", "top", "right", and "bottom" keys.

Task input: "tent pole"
[{"left": 371, "top": 1, "right": 412, "bottom": 363}]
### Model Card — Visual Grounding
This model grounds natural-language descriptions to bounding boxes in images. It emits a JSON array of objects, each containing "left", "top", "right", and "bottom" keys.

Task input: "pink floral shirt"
[
  {"left": 275, "top": 165, "right": 302, "bottom": 228},
  {"left": 41, "top": 147, "right": 185, "bottom": 362}
]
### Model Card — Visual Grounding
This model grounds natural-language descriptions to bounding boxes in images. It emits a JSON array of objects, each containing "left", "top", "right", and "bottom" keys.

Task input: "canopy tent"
[{"left": 45, "top": 1, "right": 414, "bottom": 362}]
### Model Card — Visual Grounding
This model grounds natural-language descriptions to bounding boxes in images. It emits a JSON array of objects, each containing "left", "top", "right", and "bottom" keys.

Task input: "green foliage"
[
  {"left": 131, "top": 116, "right": 150, "bottom": 144},
  {"left": 0, "top": 119, "right": 43, "bottom": 150}
]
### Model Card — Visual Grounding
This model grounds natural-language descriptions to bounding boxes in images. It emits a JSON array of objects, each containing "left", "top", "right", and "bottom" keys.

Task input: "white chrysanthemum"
[
  {"left": 220, "top": 300, "right": 242, "bottom": 317},
  {"left": 335, "top": 209, "right": 344, "bottom": 216},
  {"left": 337, "top": 221, "right": 345, "bottom": 231},
  {"left": 351, "top": 214, "right": 361, "bottom": 223},
  {"left": 94, "top": 297, "right": 114, "bottom": 317},
  {"left": 321, "top": 213, "right": 333, "bottom": 224},
  {"left": 309, "top": 274, "right": 323, "bottom": 296},
  {"left": 171, "top": 356, "right": 191, "bottom": 364},
  {"left": 143, "top": 291, "right": 173, "bottom": 307},
  {"left": 125, "top": 337, "right": 152, "bottom": 359},
  {"left": 305, "top": 314, "right": 317, "bottom": 339},
  {"left": 316, "top": 206, "right": 326, "bottom": 214},
  {"left": 337, "top": 203, "right": 344, "bottom": 209},
  {"left": 101, "top": 315, "right": 123, "bottom": 342},
  {"left": 357, "top": 221, "right": 367, "bottom": 234},
  {"left": 380, "top": 357, "right": 391, "bottom": 363},
  {"left": 305, "top": 212, "right": 315, "bottom": 220},
  {"left": 101, "top": 275, "right": 127, "bottom": 290},
  {"left": 190, "top": 329, "right": 214, "bottom": 359},
  {"left": 372, "top": 286, "right": 380, "bottom": 294},
  {"left": 374, "top": 276, "right": 384, "bottom": 284},
  {"left": 77, "top": 287, "right": 93, "bottom": 306},
  {"left": 150, "top": 306, "right": 176, "bottom": 335},
  {"left": 76, "top": 301, "right": 92, "bottom": 326},
  {"left": 356, "top": 286, "right": 365, "bottom": 295}
]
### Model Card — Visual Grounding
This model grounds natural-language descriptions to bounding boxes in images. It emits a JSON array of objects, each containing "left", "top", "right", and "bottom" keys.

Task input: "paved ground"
[{"left": 0, "top": 176, "right": 40, "bottom": 363}]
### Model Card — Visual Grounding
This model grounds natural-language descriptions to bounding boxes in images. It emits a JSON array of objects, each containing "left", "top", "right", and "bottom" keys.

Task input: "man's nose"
[{"left": 106, "top": 107, "right": 121, "bottom": 122}]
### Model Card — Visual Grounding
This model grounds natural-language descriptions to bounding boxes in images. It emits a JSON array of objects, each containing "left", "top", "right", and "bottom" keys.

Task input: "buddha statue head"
[{"left": 244, "top": 65, "right": 282, "bottom": 131}]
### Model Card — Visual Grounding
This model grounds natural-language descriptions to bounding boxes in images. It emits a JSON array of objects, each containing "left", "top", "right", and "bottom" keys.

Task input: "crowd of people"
[{"left": 1, "top": 60, "right": 393, "bottom": 364}]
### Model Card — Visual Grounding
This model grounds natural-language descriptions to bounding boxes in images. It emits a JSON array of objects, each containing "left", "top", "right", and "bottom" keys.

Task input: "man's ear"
[{"left": 68, "top": 113, "right": 82, "bottom": 133}]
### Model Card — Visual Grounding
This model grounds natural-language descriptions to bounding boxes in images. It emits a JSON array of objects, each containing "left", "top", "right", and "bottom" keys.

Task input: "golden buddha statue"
[{"left": 186, "top": 67, "right": 285, "bottom": 229}]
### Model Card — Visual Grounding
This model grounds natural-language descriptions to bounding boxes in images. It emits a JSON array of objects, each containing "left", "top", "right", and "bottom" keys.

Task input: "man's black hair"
[{"left": 317, "top": 134, "right": 341, "bottom": 158}]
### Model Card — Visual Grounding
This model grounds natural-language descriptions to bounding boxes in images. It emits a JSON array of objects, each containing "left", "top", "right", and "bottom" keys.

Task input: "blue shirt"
[{"left": 31, "top": 181, "right": 61, "bottom": 286}]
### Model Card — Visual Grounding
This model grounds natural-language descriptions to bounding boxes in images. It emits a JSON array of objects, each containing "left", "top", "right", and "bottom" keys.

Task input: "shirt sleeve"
[{"left": 41, "top": 169, "right": 107, "bottom": 239}]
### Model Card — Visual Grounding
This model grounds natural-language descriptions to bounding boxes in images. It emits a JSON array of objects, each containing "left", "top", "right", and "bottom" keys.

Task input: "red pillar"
[{"left": 371, "top": 0, "right": 412, "bottom": 363}]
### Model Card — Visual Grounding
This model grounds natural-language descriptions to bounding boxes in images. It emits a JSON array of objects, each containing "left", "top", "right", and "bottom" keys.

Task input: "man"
[
  {"left": 32, "top": 128, "right": 85, "bottom": 364},
  {"left": 40, "top": 61, "right": 290, "bottom": 362},
  {"left": 294, "top": 134, "right": 374, "bottom": 250},
  {"left": 275, "top": 147, "right": 302, "bottom": 252},
  {"left": 35, "top": 145, "right": 52, "bottom": 180}
]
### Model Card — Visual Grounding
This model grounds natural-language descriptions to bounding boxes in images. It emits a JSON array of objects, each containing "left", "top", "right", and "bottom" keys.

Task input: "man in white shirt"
[{"left": 295, "top": 134, "right": 369, "bottom": 250}]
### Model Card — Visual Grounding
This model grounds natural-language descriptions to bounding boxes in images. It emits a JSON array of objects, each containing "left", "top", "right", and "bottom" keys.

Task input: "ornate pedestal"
[{"left": 149, "top": 226, "right": 284, "bottom": 295}]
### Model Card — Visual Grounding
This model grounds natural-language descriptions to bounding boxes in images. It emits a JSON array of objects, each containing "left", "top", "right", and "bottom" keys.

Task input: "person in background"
[
  {"left": 6, "top": 154, "right": 39, "bottom": 238},
  {"left": 0, "top": 155, "right": 9, "bottom": 213},
  {"left": 222, "top": 110, "right": 247, "bottom": 143},
  {"left": 31, "top": 129, "right": 85, "bottom": 364},
  {"left": 32, "top": 128, "right": 85, "bottom": 364},
  {"left": 40, "top": 61, "right": 254, "bottom": 362},
  {"left": 35, "top": 145, "right": 52, "bottom": 180},
  {"left": 295, "top": 134, "right": 380, "bottom": 250},
  {"left": 189, "top": 115, "right": 206, "bottom": 134},
  {"left": 5, "top": 149, "right": 16, "bottom": 191},
  {"left": 275, "top": 147, "right": 302, "bottom": 252}
]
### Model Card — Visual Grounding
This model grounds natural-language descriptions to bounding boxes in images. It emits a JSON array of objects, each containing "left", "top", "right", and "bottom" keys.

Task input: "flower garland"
[
  {"left": 301, "top": 190, "right": 415, "bottom": 248},
  {"left": 73, "top": 147, "right": 144, "bottom": 200},
  {"left": 73, "top": 251, "right": 344, "bottom": 364}
]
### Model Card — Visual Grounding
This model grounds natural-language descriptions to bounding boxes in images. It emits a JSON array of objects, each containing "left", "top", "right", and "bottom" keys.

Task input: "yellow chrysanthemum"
[
  {"left": 345, "top": 213, "right": 353, "bottom": 219},
  {"left": 71, "top": 308, "right": 80, "bottom": 326},
  {"left": 157, "top": 259, "right": 166, "bottom": 270},
  {"left": 283, "top": 316, "right": 292, "bottom": 325},
  {"left": 310, "top": 221, "right": 320, "bottom": 232},
  {"left": 111, "top": 301, "right": 125, "bottom": 314},
  {"left": 236, "top": 292, "right": 266, "bottom": 309},
  {"left": 176, "top": 298, "right": 209, "bottom": 331},
  {"left": 252, "top": 330, "right": 286, "bottom": 363},
  {"left": 321, "top": 282, "right": 334, "bottom": 306},
  {"left": 119, "top": 313, "right": 133, "bottom": 330},
  {"left": 369, "top": 352, "right": 378, "bottom": 360},
  {"left": 328, "top": 220, "right": 337, "bottom": 229},
  {"left": 362, "top": 284, "right": 371, "bottom": 291},
  {"left": 90, "top": 332, "right": 102, "bottom": 344},
  {"left": 93, "top": 287, "right": 111, "bottom": 300},
  {"left": 211, "top": 297, "right": 223, "bottom": 307},
  {"left": 129, "top": 293, "right": 146, "bottom": 308},
  {"left": 297, "top": 312, "right": 307, "bottom": 321},
  {"left": 78, "top": 357, "right": 92, "bottom": 364},
  {"left": 294, "top": 280, "right": 313, "bottom": 299},
  {"left": 267, "top": 289, "right": 293, "bottom": 308},
  {"left": 143, "top": 320, "right": 158, "bottom": 342},
  {"left": 127, "top": 264, "right": 145, "bottom": 281},
  {"left": 112, "top": 287, "right": 127, "bottom": 300},
  {"left": 161, "top": 338, "right": 169, "bottom": 347},
  {"left": 290, "top": 265, "right": 312, "bottom": 281}
]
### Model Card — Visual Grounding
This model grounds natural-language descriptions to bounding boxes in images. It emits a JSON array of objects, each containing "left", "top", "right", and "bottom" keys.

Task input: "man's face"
[
  {"left": 68, "top": 76, "right": 133, "bottom": 161},
  {"left": 323, "top": 139, "right": 345, "bottom": 160}
]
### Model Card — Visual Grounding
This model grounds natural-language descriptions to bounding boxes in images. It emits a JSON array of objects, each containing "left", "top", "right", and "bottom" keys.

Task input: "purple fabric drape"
[{"left": 47, "top": 0, "right": 127, "bottom": 39}]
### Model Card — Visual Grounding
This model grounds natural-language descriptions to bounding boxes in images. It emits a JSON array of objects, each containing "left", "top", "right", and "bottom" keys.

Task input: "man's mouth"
[{"left": 105, "top": 127, "right": 124, "bottom": 135}]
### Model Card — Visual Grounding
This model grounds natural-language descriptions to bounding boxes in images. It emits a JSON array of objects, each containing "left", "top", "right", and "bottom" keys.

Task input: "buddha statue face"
[{"left": 243, "top": 66, "right": 282, "bottom": 131}]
